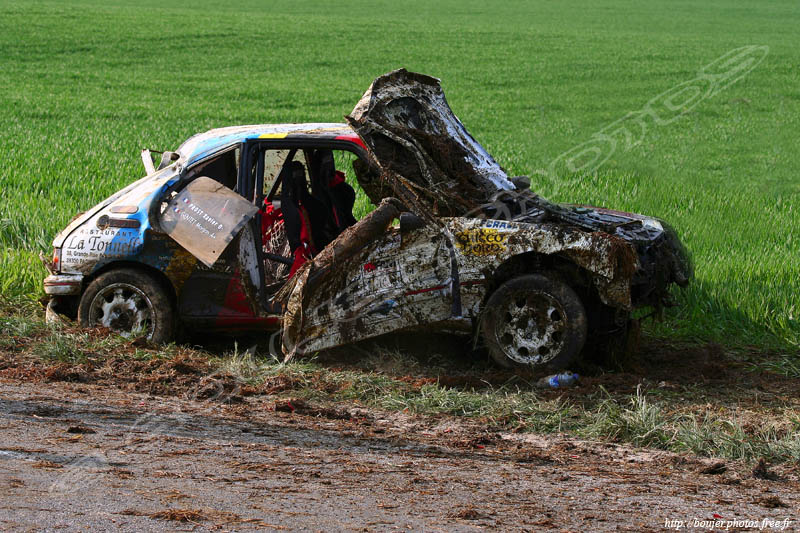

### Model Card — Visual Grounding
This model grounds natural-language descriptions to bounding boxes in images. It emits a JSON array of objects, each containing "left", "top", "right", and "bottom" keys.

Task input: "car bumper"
[{"left": 43, "top": 274, "right": 84, "bottom": 296}]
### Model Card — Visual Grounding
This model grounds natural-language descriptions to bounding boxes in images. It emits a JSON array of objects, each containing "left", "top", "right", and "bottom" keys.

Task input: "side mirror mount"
[{"left": 157, "top": 151, "right": 180, "bottom": 171}]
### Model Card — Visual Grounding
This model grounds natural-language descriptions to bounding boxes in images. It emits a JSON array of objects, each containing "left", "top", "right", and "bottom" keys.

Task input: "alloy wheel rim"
[
  {"left": 495, "top": 290, "right": 567, "bottom": 365},
  {"left": 88, "top": 283, "right": 155, "bottom": 339}
]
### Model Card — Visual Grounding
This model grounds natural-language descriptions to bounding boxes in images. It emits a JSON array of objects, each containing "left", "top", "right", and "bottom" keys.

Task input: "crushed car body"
[{"left": 44, "top": 69, "right": 691, "bottom": 370}]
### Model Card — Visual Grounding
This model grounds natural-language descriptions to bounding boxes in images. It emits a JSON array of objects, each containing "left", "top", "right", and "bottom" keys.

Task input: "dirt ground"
[{"left": 1, "top": 350, "right": 799, "bottom": 532}]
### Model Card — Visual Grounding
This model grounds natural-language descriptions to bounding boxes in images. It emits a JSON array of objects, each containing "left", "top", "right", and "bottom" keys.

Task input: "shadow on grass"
[
  {"left": 655, "top": 278, "right": 799, "bottom": 357},
  {"left": 183, "top": 324, "right": 799, "bottom": 407},
  {"left": 3, "top": 308, "right": 799, "bottom": 463}
]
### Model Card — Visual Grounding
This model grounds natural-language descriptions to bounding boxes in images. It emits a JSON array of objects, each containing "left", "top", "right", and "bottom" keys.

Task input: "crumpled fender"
[{"left": 447, "top": 218, "right": 639, "bottom": 310}]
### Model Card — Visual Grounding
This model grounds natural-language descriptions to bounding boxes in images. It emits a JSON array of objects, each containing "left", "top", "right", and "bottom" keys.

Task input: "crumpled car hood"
[{"left": 347, "top": 69, "right": 515, "bottom": 217}]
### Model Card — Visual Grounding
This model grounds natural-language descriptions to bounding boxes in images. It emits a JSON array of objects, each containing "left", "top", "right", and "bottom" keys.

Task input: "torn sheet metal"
[
  {"left": 279, "top": 197, "right": 403, "bottom": 359},
  {"left": 347, "top": 69, "right": 515, "bottom": 217},
  {"left": 279, "top": 212, "right": 640, "bottom": 358},
  {"left": 159, "top": 177, "right": 259, "bottom": 268}
]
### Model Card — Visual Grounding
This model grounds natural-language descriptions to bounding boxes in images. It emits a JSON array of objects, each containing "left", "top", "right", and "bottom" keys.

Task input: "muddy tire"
[
  {"left": 481, "top": 274, "right": 587, "bottom": 371},
  {"left": 78, "top": 268, "right": 175, "bottom": 343}
]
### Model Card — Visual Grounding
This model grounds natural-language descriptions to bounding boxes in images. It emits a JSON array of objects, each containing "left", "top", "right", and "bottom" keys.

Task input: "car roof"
[{"left": 177, "top": 123, "right": 365, "bottom": 166}]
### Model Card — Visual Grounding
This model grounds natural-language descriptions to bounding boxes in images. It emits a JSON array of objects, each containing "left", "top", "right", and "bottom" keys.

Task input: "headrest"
[{"left": 312, "top": 149, "right": 335, "bottom": 178}]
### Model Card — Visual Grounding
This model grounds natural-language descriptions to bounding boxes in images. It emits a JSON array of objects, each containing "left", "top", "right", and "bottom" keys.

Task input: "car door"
[
  {"left": 158, "top": 169, "right": 264, "bottom": 323},
  {"left": 290, "top": 219, "right": 458, "bottom": 354}
]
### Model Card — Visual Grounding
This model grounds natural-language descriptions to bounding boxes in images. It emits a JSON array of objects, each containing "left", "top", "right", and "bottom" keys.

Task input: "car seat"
[
  {"left": 280, "top": 161, "right": 327, "bottom": 276},
  {"left": 310, "top": 150, "right": 357, "bottom": 249}
]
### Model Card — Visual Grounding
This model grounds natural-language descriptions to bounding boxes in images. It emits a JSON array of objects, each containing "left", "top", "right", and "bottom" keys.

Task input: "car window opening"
[
  {"left": 184, "top": 147, "right": 240, "bottom": 191},
  {"left": 260, "top": 148, "right": 360, "bottom": 285}
]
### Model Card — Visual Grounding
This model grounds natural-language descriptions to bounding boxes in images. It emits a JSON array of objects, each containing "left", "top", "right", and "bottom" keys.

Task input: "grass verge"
[{"left": 5, "top": 308, "right": 794, "bottom": 465}]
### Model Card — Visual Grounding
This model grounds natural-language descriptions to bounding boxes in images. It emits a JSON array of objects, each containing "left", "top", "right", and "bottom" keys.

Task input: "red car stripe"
[{"left": 335, "top": 134, "right": 367, "bottom": 150}]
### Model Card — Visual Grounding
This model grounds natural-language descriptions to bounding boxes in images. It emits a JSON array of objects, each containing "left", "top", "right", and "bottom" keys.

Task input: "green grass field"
[{"left": 1, "top": 0, "right": 797, "bottom": 351}]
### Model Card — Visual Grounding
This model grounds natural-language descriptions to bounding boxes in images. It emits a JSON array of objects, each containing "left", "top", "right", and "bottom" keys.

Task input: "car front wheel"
[
  {"left": 78, "top": 268, "right": 175, "bottom": 343},
  {"left": 481, "top": 274, "right": 587, "bottom": 370}
]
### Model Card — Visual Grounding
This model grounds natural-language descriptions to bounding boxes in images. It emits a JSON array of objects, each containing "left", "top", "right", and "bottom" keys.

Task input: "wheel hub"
[
  {"left": 89, "top": 284, "right": 154, "bottom": 338},
  {"left": 495, "top": 290, "right": 567, "bottom": 365}
]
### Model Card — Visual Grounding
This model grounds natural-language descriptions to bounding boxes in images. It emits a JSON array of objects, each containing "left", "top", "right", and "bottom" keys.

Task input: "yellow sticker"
[
  {"left": 258, "top": 133, "right": 288, "bottom": 139},
  {"left": 455, "top": 228, "right": 509, "bottom": 256}
]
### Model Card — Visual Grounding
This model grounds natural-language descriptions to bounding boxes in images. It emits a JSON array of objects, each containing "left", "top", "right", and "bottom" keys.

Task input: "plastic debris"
[{"left": 537, "top": 371, "right": 579, "bottom": 388}]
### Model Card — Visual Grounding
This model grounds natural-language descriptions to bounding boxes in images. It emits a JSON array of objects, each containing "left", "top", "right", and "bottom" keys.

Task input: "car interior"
[
  {"left": 165, "top": 145, "right": 360, "bottom": 290},
  {"left": 259, "top": 148, "right": 358, "bottom": 286}
]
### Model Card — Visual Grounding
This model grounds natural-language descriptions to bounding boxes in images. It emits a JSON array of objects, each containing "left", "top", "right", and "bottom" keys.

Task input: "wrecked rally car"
[{"left": 44, "top": 69, "right": 691, "bottom": 370}]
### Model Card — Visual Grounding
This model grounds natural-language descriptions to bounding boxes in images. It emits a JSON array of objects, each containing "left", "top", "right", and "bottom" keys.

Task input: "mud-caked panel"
[
  {"left": 159, "top": 177, "right": 259, "bottom": 268},
  {"left": 292, "top": 224, "right": 456, "bottom": 354},
  {"left": 447, "top": 218, "right": 639, "bottom": 310}
]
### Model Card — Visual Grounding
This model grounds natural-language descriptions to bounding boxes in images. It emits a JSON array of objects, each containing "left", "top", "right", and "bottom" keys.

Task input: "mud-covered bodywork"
[
  {"left": 278, "top": 70, "right": 690, "bottom": 359},
  {"left": 45, "top": 70, "right": 691, "bottom": 369},
  {"left": 45, "top": 123, "right": 365, "bottom": 329},
  {"left": 279, "top": 213, "right": 644, "bottom": 355}
]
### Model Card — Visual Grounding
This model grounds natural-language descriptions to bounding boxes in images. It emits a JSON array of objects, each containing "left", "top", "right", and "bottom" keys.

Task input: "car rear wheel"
[
  {"left": 78, "top": 268, "right": 175, "bottom": 343},
  {"left": 481, "top": 274, "right": 587, "bottom": 370}
]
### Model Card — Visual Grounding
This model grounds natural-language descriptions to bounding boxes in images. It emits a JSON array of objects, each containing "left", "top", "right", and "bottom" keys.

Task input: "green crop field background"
[{"left": 0, "top": 0, "right": 797, "bottom": 351}]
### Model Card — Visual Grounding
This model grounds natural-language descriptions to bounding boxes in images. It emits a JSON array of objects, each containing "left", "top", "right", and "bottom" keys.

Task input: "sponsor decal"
[
  {"left": 455, "top": 228, "right": 509, "bottom": 256},
  {"left": 483, "top": 220, "right": 516, "bottom": 230},
  {"left": 62, "top": 227, "right": 142, "bottom": 265}
]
